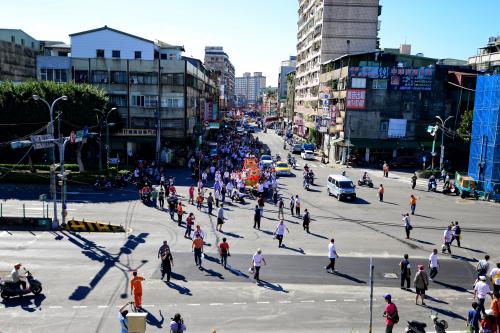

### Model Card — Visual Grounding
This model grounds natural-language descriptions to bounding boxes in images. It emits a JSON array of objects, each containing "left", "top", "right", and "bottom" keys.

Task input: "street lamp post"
[
  {"left": 33, "top": 94, "right": 67, "bottom": 228},
  {"left": 435, "top": 115, "right": 454, "bottom": 171}
]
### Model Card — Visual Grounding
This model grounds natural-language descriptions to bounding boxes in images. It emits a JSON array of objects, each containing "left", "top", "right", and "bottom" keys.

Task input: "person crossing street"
[
  {"left": 252, "top": 249, "right": 266, "bottom": 283},
  {"left": 273, "top": 219, "right": 289, "bottom": 248},
  {"left": 253, "top": 205, "right": 261, "bottom": 230},
  {"left": 130, "top": 271, "right": 145, "bottom": 310},
  {"left": 302, "top": 209, "right": 311, "bottom": 233},
  {"left": 325, "top": 238, "right": 339, "bottom": 273}
]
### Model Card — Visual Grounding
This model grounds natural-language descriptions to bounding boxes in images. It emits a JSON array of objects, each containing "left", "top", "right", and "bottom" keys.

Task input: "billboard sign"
[{"left": 346, "top": 89, "right": 366, "bottom": 109}]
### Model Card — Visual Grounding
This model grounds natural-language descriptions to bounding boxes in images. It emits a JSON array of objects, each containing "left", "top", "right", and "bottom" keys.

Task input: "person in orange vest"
[
  {"left": 378, "top": 184, "right": 384, "bottom": 202},
  {"left": 130, "top": 271, "right": 145, "bottom": 310},
  {"left": 409, "top": 195, "right": 417, "bottom": 215},
  {"left": 177, "top": 202, "right": 184, "bottom": 226}
]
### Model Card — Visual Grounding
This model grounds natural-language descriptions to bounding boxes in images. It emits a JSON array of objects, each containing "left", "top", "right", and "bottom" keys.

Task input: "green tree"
[
  {"left": 457, "top": 109, "right": 473, "bottom": 141},
  {"left": 0, "top": 81, "right": 119, "bottom": 169}
]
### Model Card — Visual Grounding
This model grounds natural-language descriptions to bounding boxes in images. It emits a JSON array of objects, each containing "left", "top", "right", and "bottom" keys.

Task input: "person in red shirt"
[
  {"left": 177, "top": 202, "right": 184, "bottom": 226},
  {"left": 169, "top": 184, "right": 177, "bottom": 196},
  {"left": 188, "top": 185, "right": 195, "bottom": 204},
  {"left": 130, "top": 271, "right": 145, "bottom": 309},
  {"left": 185, "top": 213, "right": 195, "bottom": 238},
  {"left": 383, "top": 293, "right": 398, "bottom": 332},
  {"left": 219, "top": 238, "right": 230, "bottom": 269},
  {"left": 378, "top": 184, "right": 385, "bottom": 202}
]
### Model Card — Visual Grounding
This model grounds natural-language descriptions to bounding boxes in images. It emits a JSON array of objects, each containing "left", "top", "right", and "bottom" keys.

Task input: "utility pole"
[
  {"left": 32, "top": 95, "right": 68, "bottom": 229},
  {"left": 368, "top": 257, "right": 374, "bottom": 333},
  {"left": 95, "top": 107, "right": 117, "bottom": 169},
  {"left": 436, "top": 115, "right": 454, "bottom": 171}
]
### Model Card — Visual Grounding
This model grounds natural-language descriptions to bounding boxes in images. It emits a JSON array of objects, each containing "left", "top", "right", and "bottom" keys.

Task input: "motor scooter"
[
  {"left": 428, "top": 179, "right": 437, "bottom": 192},
  {"left": 358, "top": 177, "right": 374, "bottom": 188},
  {"left": 405, "top": 312, "right": 448, "bottom": 333},
  {"left": 0, "top": 271, "right": 43, "bottom": 299}
]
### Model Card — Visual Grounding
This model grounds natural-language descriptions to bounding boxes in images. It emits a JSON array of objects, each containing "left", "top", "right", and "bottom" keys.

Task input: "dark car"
[{"left": 291, "top": 143, "right": 302, "bottom": 154}]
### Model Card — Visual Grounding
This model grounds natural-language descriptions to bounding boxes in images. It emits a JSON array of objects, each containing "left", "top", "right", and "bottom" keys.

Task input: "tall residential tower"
[{"left": 294, "top": 0, "right": 381, "bottom": 128}]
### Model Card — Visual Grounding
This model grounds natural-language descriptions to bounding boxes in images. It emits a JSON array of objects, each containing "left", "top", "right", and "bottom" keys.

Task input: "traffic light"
[{"left": 427, "top": 125, "right": 438, "bottom": 136}]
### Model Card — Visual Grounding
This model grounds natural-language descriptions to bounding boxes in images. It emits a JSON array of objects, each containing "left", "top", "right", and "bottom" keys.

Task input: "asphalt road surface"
[{"left": 0, "top": 128, "right": 499, "bottom": 332}]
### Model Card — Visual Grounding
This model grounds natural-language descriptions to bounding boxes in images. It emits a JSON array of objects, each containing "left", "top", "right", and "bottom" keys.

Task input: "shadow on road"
[
  {"left": 164, "top": 281, "right": 192, "bottom": 296},
  {"left": 143, "top": 308, "right": 165, "bottom": 328},
  {"left": 432, "top": 280, "right": 472, "bottom": 294},
  {"left": 257, "top": 280, "right": 289, "bottom": 293},
  {"left": 281, "top": 244, "right": 305, "bottom": 254},
  {"left": 63, "top": 231, "right": 149, "bottom": 301},
  {"left": 308, "top": 232, "right": 328, "bottom": 240},
  {"left": 220, "top": 231, "right": 244, "bottom": 239},
  {"left": 2, "top": 294, "right": 46, "bottom": 311},
  {"left": 331, "top": 271, "right": 367, "bottom": 284},
  {"left": 425, "top": 304, "right": 466, "bottom": 321}
]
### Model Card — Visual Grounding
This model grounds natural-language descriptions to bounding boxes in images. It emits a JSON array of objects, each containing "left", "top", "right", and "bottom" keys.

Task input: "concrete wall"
[{"left": 0, "top": 41, "right": 36, "bottom": 81}]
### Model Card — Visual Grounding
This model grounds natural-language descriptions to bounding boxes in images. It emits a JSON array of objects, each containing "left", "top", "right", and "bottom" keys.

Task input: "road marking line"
[
  {"left": 467, "top": 297, "right": 474, "bottom": 300},
  {"left": 300, "top": 300, "right": 315, "bottom": 303},
  {"left": 141, "top": 305, "right": 154, "bottom": 308},
  {"left": 49, "top": 306, "right": 62, "bottom": 309},
  {"left": 97, "top": 305, "right": 109, "bottom": 308},
  {"left": 209, "top": 303, "right": 223, "bottom": 306},
  {"left": 279, "top": 301, "right": 292, "bottom": 304},
  {"left": 72, "top": 306, "right": 87, "bottom": 309},
  {"left": 233, "top": 302, "right": 247, "bottom": 305},
  {"left": 187, "top": 304, "right": 201, "bottom": 306},
  {"left": 344, "top": 299, "right": 356, "bottom": 302},
  {"left": 324, "top": 300, "right": 336, "bottom": 302},
  {"left": 256, "top": 301, "right": 270, "bottom": 304}
]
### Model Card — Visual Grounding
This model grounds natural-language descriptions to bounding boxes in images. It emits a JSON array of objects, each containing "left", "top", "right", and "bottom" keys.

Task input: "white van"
[{"left": 326, "top": 174, "right": 356, "bottom": 201}]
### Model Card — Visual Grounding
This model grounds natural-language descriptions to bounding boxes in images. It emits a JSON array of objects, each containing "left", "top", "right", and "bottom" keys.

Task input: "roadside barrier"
[{"left": 63, "top": 219, "right": 125, "bottom": 232}]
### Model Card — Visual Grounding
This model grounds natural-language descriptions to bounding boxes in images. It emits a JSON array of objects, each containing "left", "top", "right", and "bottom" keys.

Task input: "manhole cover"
[{"left": 384, "top": 273, "right": 398, "bottom": 279}]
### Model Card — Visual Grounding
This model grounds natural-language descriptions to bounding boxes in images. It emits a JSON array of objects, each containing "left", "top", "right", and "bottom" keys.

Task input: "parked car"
[
  {"left": 327, "top": 174, "right": 357, "bottom": 201},
  {"left": 291, "top": 143, "right": 302, "bottom": 154},
  {"left": 275, "top": 162, "right": 291, "bottom": 176},
  {"left": 301, "top": 149, "right": 315, "bottom": 160},
  {"left": 259, "top": 155, "right": 274, "bottom": 169},
  {"left": 302, "top": 143, "right": 316, "bottom": 152}
]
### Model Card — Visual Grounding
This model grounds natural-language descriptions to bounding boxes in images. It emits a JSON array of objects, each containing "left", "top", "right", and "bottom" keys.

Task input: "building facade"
[
  {"left": 318, "top": 50, "right": 477, "bottom": 166},
  {"left": 468, "top": 36, "right": 500, "bottom": 74},
  {"left": 235, "top": 72, "right": 266, "bottom": 107},
  {"left": 278, "top": 56, "right": 297, "bottom": 100},
  {"left": 37, "top": 26, "right": 215, "bottom": 157},
  {"left": 294, "top": 0, "right": 381, "bottom": 133},
  {"left": 203, "top": 46, "right": 235, "bottom": 108},
  {"left": 0, "top": 29, "right": 39, "bottom": 81}
]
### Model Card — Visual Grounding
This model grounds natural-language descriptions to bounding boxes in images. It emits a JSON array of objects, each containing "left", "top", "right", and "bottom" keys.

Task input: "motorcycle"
[
  {"left": 428, "top": 179, "right": 437, "bottom": 192},
  {"left": 308, "top": 171, "right": 315, "bottom": 185},
  {"left": 288, "top": 157, "right": 297, "bottom": 169},
  {"left": 405, "top": 312, "right": 448, "bottom": 333},
  {"left": 358, "top": 177, "right": 374, "bottom": 188},
  {"left": 275, "top": 154, "right": 281, "bottom": 162},
  {"left": 303, "top": 175, "right": 311, "bottom": 190},
  {"left": 93, "top": 176, "right": 112, "bottom": 191},
  {"left": 0, "top": 271, "right": 43, "bottom": 299}
]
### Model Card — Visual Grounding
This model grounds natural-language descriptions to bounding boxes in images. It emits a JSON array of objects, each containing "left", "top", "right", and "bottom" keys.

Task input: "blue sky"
[{"left": 1, "top": 0, "right": 498, "bottom": 86}]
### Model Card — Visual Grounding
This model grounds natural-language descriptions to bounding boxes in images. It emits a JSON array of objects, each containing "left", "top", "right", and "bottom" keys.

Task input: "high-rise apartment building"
[
  {"left": 278, "top": 56, "right": 297, "bottom": 100},
  {"left": 294, "top": 0, "right": 381, "bottom": 125},
  {"left": 204, "top": 46, "right": 235, "bottom": 107},
  {"left": 235, "top": 72, "right": 266, "bottom": 107}
]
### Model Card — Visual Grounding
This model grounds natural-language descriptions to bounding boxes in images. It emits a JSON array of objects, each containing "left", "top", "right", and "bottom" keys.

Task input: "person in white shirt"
[
  {"left": 474, "top": 275, "right": 493, "bottom": 315},
  {"left": 325, "top": 239, "right": 339, "bottom": 273},
  {"left": 11, "top": 263, "right": 27, "bottom": 289},
  {"left": 443, "top": 226, "right": 453, "bottom": 254},
  {"left": 273, "top": 220, "right": 289, "bottom": 248},
  {"left": 252, "top": 249, "right": 267, "bottom": 283},
  {"left": 490, "top": 263, "right": 500, "bottom": 294},
  {"left": 429, "top": 249, "right": 439, "bottom": 280}
]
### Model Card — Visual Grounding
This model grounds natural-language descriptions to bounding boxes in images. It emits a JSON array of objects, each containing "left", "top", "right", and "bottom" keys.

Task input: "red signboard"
[{"left": 346, "top": 89, "right": 366, "bottom": 109}]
